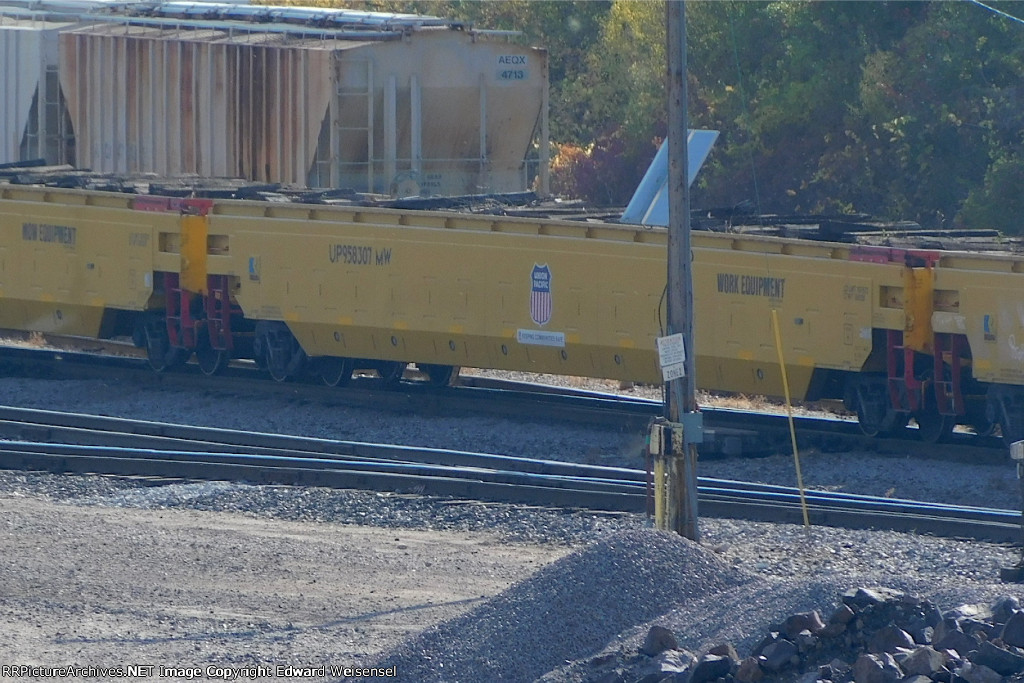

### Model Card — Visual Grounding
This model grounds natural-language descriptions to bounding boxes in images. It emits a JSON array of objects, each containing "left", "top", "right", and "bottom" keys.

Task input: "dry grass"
[
  {"left": 25, "top": 331, "right": 47, "bottom": 347},
  {"left": 459, "top": 368, "right": 849, "bottom": 420}
]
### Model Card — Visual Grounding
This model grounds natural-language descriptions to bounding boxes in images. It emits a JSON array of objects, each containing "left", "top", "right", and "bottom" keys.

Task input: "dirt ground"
[{"left": 0, "top": 494, "right": 568, "bottom": 682}]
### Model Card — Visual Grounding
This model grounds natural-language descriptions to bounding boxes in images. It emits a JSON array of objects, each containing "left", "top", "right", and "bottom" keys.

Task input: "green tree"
[
  {"left": 831, "top": 2, "right": 1024, "bottom": 226},
  {"left": 687, "top": 2, "right": 928, "bottom": 214}
]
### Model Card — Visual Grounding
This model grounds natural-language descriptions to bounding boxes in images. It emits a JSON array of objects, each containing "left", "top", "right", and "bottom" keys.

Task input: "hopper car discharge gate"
[{"left": 3, "top": 180, "right": 1024, "bottom": 449}]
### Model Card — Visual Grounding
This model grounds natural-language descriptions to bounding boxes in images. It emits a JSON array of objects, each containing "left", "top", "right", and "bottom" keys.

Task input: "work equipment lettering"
[
  {"left": 22, "top": 222, "right": 77, "bottom": 247},
  {"left": 716, "top": 272, "right": 785, "bottom": 298}
]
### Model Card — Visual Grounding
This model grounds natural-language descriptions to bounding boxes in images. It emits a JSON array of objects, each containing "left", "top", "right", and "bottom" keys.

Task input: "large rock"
[
  {"left": 1001, "top": 610, "right": 1024, "bottom": 648},
  {"left": 867, "top": 624, "right": 914, "bottom": 654},
  {"left": 707, "top": 643, "right": 739, "bottom": 661},
  {"left": 843, "top": 585, "right": 892, "bottom": 610},
  {"left": 958, "top": 662, "right": 1003, "bottom": 683},
  {"left": 820, "top": 621, "right": 848, "bottom": 638},
  {"left": 903, "top": 605, "right": 941, "bottom": 645},
  {"left": 939, "top": 647, "right": 964, "bottom": 669},
  {"left": 991, "top": 596, "right": 1021, "bottom": 625},
  {"left": 969, "top": 640, "right": 1024, "bottom": 677},
  {"left": 900, "top": 646, "right": 945, "bottom": 677},
  {"left": 759, "top": 639, "right": 798, "bottom": 672},
  {"left": 783, "top": 611, "right": 826, "bottom": 637},
  {"left": 828, "top": 603, "right": 856, "bottom": 625},
  {"left": 932, "top": 616, "right": 960, "bottom": 644},
  {"left": 921, "top": 602, "right": 944, "bottom": 628},
  {"left": 946, "top": 603, "right": 994, "bottom": 622},
  {"left": 852, "top": 653, "right": 902, "bottom": 683},
  {"left": 688, "top": 653, "right": 734, "bottom": 683},
  {"left": 658, "top": 649, "right": 695, "bottom": 674},
  {"left": 905, "top": 622, "right": 933, "bottom": 646},
  {"left": 822, "top": 605, "right": 853, "bottom": 638},
  {"left": 633, "top": 648, "right": 695, "bottom": 683},
  {"left": 934, "top": 626, "right": 978, "bottom": 657},
  {"left": 642, "top": 625, "right": 679, "bottom": 657},
  {"left": 818, "top": 658, "right": 851, "bottom": 680},
  {"left": 843, "top": 587, "right": 902, "bottom": 611},
  {"left": 734, "top": 657, "right": 763, "bottom": 683},
  {"left": 792, "top": 629, "right": 818, "bottom": 654},
  {"left": 962, "top": 618, "right": 996, "bottom": 640},
  {"left": 752, "top": 632, "right": 781, "bottom": 657}
]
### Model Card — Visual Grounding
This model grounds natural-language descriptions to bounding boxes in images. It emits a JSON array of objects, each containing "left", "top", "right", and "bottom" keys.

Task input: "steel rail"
[
  {"left": 0, "top": 342, "right": 1006, "bottom": 457},
  {"left": 0, "top": 405, "right": 1009, "bottom": 508},
  {"left": 0, "top": 410, "right": 1019, "bottom": 543}
]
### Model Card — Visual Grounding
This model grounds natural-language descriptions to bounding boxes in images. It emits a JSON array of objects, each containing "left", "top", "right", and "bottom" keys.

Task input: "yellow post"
[
  {"left": 771, "top": 309, "right": 811, "bottom": 528},
  {"left": 649, "top": 421, "right": 668, "bottom": 529}
]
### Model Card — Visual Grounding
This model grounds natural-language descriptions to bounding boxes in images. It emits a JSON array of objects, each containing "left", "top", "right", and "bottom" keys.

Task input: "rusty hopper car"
[
  {"left": 1, "top": 178, "right": 1023, "bottom": 446},
  {"left": 0, "top": 1, "right": 549, "bottom": 196}
]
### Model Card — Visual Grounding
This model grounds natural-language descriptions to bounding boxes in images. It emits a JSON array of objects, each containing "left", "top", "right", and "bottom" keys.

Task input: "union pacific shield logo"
[{"left": 530, "top": 264, "right": 552, "bottom": 326}]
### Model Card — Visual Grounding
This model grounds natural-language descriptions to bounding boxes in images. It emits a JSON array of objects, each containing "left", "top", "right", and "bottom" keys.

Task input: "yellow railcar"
[{"left": 2, "top": 181, "right": 1023, "bottom": 444}]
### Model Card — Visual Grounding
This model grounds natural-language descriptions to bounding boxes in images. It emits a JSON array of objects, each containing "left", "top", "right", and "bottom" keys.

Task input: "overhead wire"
[{"left": 965, "top": 0, "right": 1024, "bottom": 26}]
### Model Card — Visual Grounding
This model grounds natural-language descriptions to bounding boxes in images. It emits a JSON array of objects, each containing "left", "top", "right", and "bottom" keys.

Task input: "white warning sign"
[{"left": 656, "top": 333, "right": 687, "bottom": 381}]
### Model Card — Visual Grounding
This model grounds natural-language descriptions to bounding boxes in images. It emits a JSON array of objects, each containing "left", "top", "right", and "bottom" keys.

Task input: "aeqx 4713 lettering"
[{"left": 328, "top": 244, "right": 392, "bottom": 266}]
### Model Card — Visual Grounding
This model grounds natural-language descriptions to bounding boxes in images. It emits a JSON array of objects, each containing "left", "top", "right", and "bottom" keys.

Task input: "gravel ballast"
[
  {"left": 367, "top": 530, "right": 751, "bottom": 682},
  {"left": 2, "top": 372, "right": 1024, "bottom": 681}
]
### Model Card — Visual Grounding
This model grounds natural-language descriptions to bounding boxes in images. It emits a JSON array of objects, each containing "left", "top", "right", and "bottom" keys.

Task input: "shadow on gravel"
[{"left": 362, "top": 529, "right": 753, "bottom": 683}]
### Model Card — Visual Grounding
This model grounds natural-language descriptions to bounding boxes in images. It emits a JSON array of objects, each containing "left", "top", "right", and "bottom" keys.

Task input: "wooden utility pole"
[{"left": 664, "top": 0, "right": 700, "bottom": 540}]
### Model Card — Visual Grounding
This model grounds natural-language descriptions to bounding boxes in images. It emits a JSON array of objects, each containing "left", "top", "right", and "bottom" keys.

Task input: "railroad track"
[
  {"left": 0, "top": 406, "right": 1019, "bottom": 543},
  {"left": 0, "top": 339, "right": 1007, "bottom": 460}
]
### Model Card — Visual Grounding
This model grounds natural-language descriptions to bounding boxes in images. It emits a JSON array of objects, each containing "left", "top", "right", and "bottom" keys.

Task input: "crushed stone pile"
[
  {"left": 362, "top": 529, "right": 751, "bottom": 682},
  {"left": 542, "top": 586, "right": 1024, "bottom": 683}
]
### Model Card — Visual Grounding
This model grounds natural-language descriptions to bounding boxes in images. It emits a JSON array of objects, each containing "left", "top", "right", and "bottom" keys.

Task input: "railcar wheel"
[
  {"left": 419, "top": 363, "right": 454, "bottom": 387},
  {"left": 856, "top": 408, "right": 908, "bottom": 438},
  {"left": 144, "top": 319, "right": 189, "bottom": 373},
  {"left": 377, "top": 361, "right": 407, "bottom": 386},
  {"left": 318, "top": 357, "right": 354, "bottom": 387},
  {"left": 914, "top": 410, "right": 955, "bottom": 444},
  {"left": 988, "top": 386, "right": 1024, "bottom": 448},
  {"left": 963, "top": 401, "right": 997, "bottom": 438},
  {"left": 256, "top": 322, "right": 307, "bottom": 382},
  {"left": 969, "top": 415, "right": 998, "bottom": 438},
  {"left": 196, "top": 336, "right": 230, "bottom": 376},
  {"left": 848, "top": 376, "right": 907, "bottom": 438},
  {"left": 855, "top": 415, "right": 881, "bottom": 438}
]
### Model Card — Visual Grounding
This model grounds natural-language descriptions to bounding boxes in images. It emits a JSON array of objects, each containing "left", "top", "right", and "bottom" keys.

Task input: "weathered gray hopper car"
[
  {"left": 0, "top": 15, "right": 76, "bottom": 165},
  {"left": 1, "top": 1, "right": 550, "bottom": 196}
]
